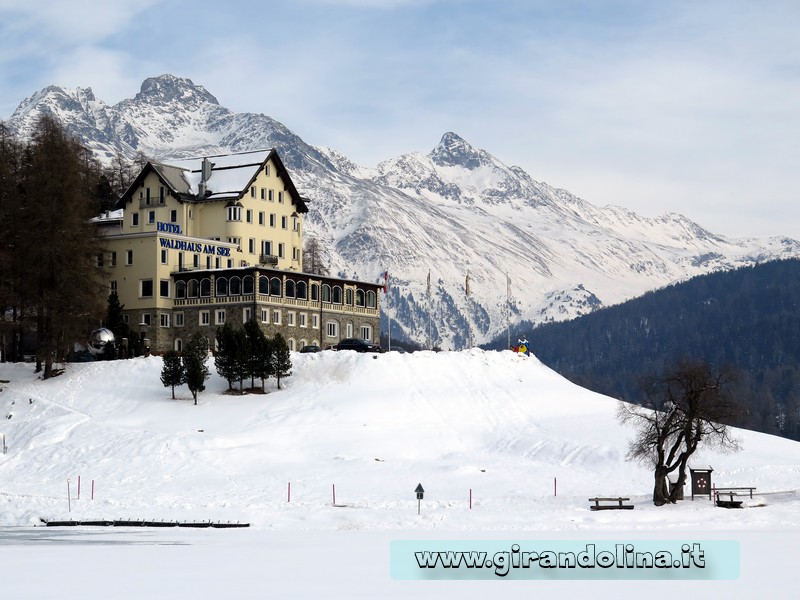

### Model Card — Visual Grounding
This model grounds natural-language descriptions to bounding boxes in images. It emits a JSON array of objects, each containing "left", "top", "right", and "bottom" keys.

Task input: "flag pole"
[{"left": 506, "top": 272, "right": 511, "bottom": 351}]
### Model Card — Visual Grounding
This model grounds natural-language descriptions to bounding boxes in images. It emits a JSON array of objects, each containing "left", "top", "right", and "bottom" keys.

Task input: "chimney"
[{"left": 198, "top": 158, "right": 213, "bottom": 197}]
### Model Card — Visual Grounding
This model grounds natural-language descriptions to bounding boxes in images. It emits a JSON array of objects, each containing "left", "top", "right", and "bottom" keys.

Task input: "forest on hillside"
[{"left": 488, "top": 258, "right": 800, "bottom": 441}]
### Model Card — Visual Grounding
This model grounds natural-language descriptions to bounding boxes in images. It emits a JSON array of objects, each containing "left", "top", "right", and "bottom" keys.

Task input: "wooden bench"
[
  {"left": 714, "top": 488, "right": 754, "bottom": 508},
  {"left": 715, "top": 486, "right": 756, "bottom": 499},
  {"left": 589, "top": 497, "right": 634, "bottom": 510}
]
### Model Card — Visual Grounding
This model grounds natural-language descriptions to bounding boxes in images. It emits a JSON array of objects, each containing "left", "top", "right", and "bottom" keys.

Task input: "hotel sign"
[{"left": 157, "top": 222, "right": 232, "bottom": 256}]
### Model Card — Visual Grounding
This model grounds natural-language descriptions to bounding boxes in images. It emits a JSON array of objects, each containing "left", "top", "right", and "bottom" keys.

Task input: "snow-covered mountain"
[{"left": 7, "top": 75, "right": 800, "bottom": 348}]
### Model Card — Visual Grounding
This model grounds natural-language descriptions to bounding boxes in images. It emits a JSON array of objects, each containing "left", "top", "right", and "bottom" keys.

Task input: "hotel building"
[{"left": 94, "top": 149, "right": 381, "bottom": 353}]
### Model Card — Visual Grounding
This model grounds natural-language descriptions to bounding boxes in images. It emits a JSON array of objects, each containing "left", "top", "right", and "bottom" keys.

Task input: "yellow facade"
[{"left": 96, "top": 149, "right": 381, "bottom": 354}]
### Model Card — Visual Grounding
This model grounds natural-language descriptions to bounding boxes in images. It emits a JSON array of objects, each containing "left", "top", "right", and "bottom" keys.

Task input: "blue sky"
[{"left": 1, "top": 0, "right": 798, "bottom": 239}]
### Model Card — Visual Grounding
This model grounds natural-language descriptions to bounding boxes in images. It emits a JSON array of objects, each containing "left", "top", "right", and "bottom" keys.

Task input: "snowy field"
[{"left": 1, "top": 350, "right": 799, "bottom": 598}]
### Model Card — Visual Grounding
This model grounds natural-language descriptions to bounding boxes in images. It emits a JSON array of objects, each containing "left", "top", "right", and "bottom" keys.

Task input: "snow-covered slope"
[
  {"left": 7, "top": 75, "right": 800, "bottom": 348},
  {"left": 1, "top": 352, "right": 798, "bottom": 530}
]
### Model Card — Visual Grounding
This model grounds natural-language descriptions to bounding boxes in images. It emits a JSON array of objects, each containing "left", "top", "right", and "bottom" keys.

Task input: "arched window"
[
  {"left": 175, "top": 281, "right": 187, "bottom": 299},
  {"left": 270, "top": 277, "right": 282, "bottom": 296},
  {"left": 174, "top": 338, "right": 183, "bottom": 352},
  {"left": 345, "top": 289, "right": 354, "bottom": 305},
  {"left": 332, "top": 286, "right": 342, "bottom": 304},
  {"left": 322, "top": 284, "right": 331, "bottom": 302},
  {"left": 367, "top": 290, "right": 376, "bottom": 308},
  {"left": 288, "top": 338, "right": 296, "bottom": 351},
  {"left": 355, "top": 289, "right": 365, "bottom": 307},
  {"left": 187, "top": 279, "right": 199, "bottom": 298},
  {"left": 259, "top": 275, "right": 268, "bottom": 294},
  {"left": 215, "top": 277, "right": 228, "bottom": 296},
  {"left": 200, "top": 278, "right": 211, "bottom": 297},
  {"left": 296, "top": 281, "right": 307, "bottom": 300},
  {"left": 243, "top": 275, "right": 254, "bottom": 295},
  {"left": 229, "top": 276, "right": 241, "bottom": 296},
  {"left": 310, "top": 283, "right": 319, "bottom": 301},
  {"left": 285, "top": 279, "right": 296, "bottom": 298}
]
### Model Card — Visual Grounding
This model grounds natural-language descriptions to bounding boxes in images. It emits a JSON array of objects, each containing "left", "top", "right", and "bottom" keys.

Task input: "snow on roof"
[{"left": 160, "top": 149, "right": 273, "bottom": 201}]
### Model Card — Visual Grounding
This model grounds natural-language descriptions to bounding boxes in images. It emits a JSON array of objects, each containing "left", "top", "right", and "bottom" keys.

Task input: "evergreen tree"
[
  {"left": 270, "top": 333, "right": 292, "bottom": 390},
  {"left": 18, "top": 116, "right": 105, "bottom": 376},
  {"left": 245, "top": 319, "right": 273, "bottom": 392},
  {"left": 183, "top": 333, "right": 209, "bottom": 405},
  {"left": 214, "top": 322, "right": 239, "bottom": 390},
  {"left": 104, "top": 291, "right": 135, "bottom": 358},
  {"left": 244, "top": 318, "right": 270, "bottom": 390},
  {"left": 160, "top": 349, "right": 185, "bottom": 399}
]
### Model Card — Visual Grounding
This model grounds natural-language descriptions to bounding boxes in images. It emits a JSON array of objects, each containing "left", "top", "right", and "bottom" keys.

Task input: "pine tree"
[
  {"left": 160, "top": 350, "right": 185, "bottom": 399},
  {"left": 270, "top": 333, "right": 292, "bottom": 390},
  {"left": 183, "top": 333, "right": 209, "bottom": 405},
  {"left": 19, "top": 116, "right": 105, "bottom": 376},
  {"left": 244, "top": 318, "right": 270, "bottom": 390},
  {"left": 214, "top": 322, "right": 239, "bottom": 390}
]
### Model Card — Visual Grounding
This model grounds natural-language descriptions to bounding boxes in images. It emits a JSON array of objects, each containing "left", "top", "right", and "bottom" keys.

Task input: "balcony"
[{"left": 259, "top": 254, "right": 278, "bottom": 266}]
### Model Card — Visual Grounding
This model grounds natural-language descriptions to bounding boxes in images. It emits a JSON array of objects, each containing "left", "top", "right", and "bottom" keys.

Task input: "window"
[
  {"left": 259, "top": 211, "right": 265, "bottom": 226},
  {"left": 260, "top": 188, "right": 266, "bottom": 200},
  {"left": 159, "top": 187, "right": 165, "bottom": 204},
  {"left": 268, "top": 189, "right": 274, "bottom": 202},
  {"left": 361, "top": 325, "right": 372, "bottom": 340},
  {"left": 161, "top": 249, "right": 168, "bottom": 264},
  {"left": 287, "top": 312, "right": 295, "bottom": 327},
  {"left": 261, "top": 308, "right": 269, "bottom": 323},
  {"left": 227, "top": 237, "right": 241, "bottom": 247},
  {"left": 140, "top": 279, "right": 153, "bottom": 298},
  {"left": 160, "top": 313, "right": 170, "bottom": 328},
  {"left": 278, "top": 243, "right": 285, "bottom": 259},
  {"left": 281, "top": 215, "right": 287, "bottom": 229},
  {"left": 265, "top": 164, "right": 270, "bottom": 176},
  {"left": 246, "top": 209, "right": 253, "bottom": 223},
  {"left": 273, "top": 310, "right": 281, "bottom": 325},
  {"left": 174, "top": 312, "right": 184, "bottom": 327},
  {"left": 226, "top": 205, "right": 242, "bottom": 221},
  {"left": 140, "top": 313, "right": 151, "bottom": 326},
  {"left": 312, "top": 314, "right": 319, "bottom": 329},
  {"left": 327, "top": 321, "right": 338, "bottom": 338},
  {"left": 110, "top": 280, "right": 117, "bottom": 293},
  {"left": 145, "top": 188, "right": 151, "bottom": 205},
  {"left": 148, "top": 210, "right": 156, "bottom": 224},
  {"left": 296, "top": 281, "right": 307, "bottom": 299},
  {"left": 131, "top": 213, "right": 139, "bottom": 227},
  {"left": 126, "top": 250, "right": 133, "bottom": 265},
  {"left": 250, "top": 186, "right": 256, "bottom": 198},
  {"left": 346, "top": 323, "right": 353, "bottom": 338},
  {"left": 193, "top": 254, "right": 200, "bottom": 268},
  {"left": 269, "top": 214, "right": 276, "bottom": 227},
  {"left": 270, "top": 277, "right": 281, "bottom": 296},
  {"left": 175, "top": 281, "right": 186, "bottom": 298},
  {"left": 248, "top": 238, "right": 256, "bottom": 254},
  {"left": 170, "top": 209, "right": 177, "bottom": 222},
  {"left": 110, "top": 251, "right": 117, "bottom": 267},
  {"left": 199, "top": 310, "right": 210, "bottom": 325},
  {"left": 278, "top": 191, "right": 284, "bottom": 203},
  {"left": 96, "top": 253, "right": 104, "bottom": 268},
  {"left": 243, "top": 307, "right": 252, "bottom": 323},
  {"left": 292, "top": 247, "right": 299, "bottom": 261},
  {"left": 159, "top": 280, "right": 170, "bottom": 298},
  {"left": 215, "top": 309, "right": 226, "bottom": 325},
  {"left": 262, "top": 240, "right": 273, "bottom": 256},
  {"left": 122, "top": 314, "right": 129, "bottom": 325},
  {"left": 367, "top": 291, "right": 377, "bottom": 308},
  {"left": 345, "top": 289, "right": 354, "bottom": 305},
  {"left": 174, "top": 339, "right": 183, "bottom": 352},
  {"left": 299, "top": 313, "right": 307, "bottom": 328}
]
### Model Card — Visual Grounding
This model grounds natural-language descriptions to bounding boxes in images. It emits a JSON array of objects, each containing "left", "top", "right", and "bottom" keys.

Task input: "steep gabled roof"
[{"left": 117, "top": 149, "right": 308, "bottom": 213}]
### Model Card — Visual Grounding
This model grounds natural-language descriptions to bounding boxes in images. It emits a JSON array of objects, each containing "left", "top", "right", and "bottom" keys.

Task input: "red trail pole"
[
  {"left": 78, "top": 475, "right": 81, "bottom": 500},
  {"left": 288, "top": 482, "right": 291, "bottom": 503},
  {"left": 91, "top": 479, "right": 95, "bottom": 500},
  {"left": 469, "top": 488, "right": 472, "bottom": 510},
  {"left": 332, "top": 484, "right": 336, "bottom": 506}
]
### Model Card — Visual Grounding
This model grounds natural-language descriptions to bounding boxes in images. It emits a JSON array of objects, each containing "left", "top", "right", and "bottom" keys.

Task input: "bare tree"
[
  {"left": 303, "top": 236, "right": 329, "bottom": 276},
  {"left": 618, "top": 359, "right": 741, "bottom": 505}
]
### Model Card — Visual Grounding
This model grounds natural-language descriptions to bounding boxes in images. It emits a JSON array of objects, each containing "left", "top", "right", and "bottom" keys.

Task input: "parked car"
[
  {"left": 332, "top": 338, "right": 382, "bottom": 353},
  {"left": 299, "top": 344, "right": 321, "bottom": 353}
]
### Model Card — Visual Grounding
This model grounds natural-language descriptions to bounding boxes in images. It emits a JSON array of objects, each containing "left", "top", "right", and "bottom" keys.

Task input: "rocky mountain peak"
[
  {"left": 429, "top": 131, "right": 490, "bottom": 169},
  {"left": 133, "top": 74, "right": 218, "bottom": 107}
]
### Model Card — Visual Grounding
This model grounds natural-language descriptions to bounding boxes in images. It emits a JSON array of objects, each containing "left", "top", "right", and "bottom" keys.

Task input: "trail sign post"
[{"left": 415, "top": 483, "right": 424, "bottom": 515}]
